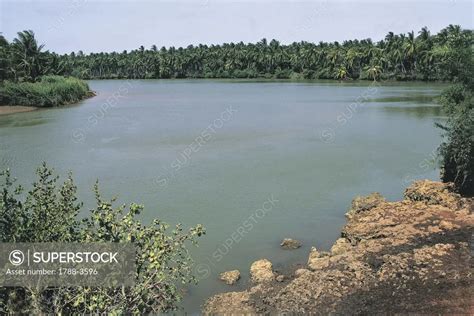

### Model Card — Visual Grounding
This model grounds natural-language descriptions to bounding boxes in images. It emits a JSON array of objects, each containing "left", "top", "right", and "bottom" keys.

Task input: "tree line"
[{"left": 0, "top": 25, "right": 472, "bottom": 82}]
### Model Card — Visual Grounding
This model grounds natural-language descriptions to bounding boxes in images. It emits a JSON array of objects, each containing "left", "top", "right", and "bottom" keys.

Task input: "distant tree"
[
  {"left": 2, "top": 25, "right": 472, "bottom": 82},
  {"left": 335, "top": 66, "right": 348, "bottom": 80},
  {"left": 365, "top": 65, "right": 382, "bottom": 81},
  {"left": 11, "top": 30, "right": 46, "bottom": 81},
  {"left": 0, "top": 33, "right": 11, "bottom": 80}
]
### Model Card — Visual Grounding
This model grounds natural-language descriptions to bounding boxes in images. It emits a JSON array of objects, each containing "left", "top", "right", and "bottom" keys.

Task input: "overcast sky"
[{"left": 1, "top": 0, "right": 473, "bottom": 54}]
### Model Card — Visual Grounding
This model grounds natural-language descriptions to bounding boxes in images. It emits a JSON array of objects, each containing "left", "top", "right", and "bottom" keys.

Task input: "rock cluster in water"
[
  {"left": 280, "top": 238, "right": 302, "bottom": 249},
  {"left": 203, "top": 180, "right": 473, "bottom": 314},
  {"left": 250, "top": 259, "right": 275, "bottom": 283},
  {"left": 219, "top": 270, "right": 241, "bottom": 285}
]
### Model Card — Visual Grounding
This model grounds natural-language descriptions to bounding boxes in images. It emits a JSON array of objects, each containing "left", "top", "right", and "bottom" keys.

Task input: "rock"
[
  {"left": 280, "top": 238, "right": 302, "bottom": 249},
  {"left": 307, "top": 246, "right": 332, "bottom": 270},
  {"left": 308, "top": 256, "right": 330, "bottom": 271},
  {"left": 219, "top": 270, "right": 240, "bottom": 285},
  {"left": 276, "top": 275, "right": 285, "bottom": 282},
  {"left": 250, "top": 259, "right": 275, "bottom": 283},
  {"left": 249, "top": 284, "right": 264, "bottom": 294},
  {"left": 330, "top": 238, "right": 352, "bottom": 255},
  {"left": 203, "top": 291, "right": 254, "bottom": 314},
  {"left": 346, "top": 192, "right": 385, "bottom": 220},
  {"left": 308, "top": 246, "right": 321, "bottom": 260},
  {"left": 204, "top": 181, "right": 474, "bottom": 314},
  {"left": 294, "top": 268, "right": 310, "bottom": 277},
  {"left": 439, "top": 220, "right": 460, "bottom": 230},
  {"left": 404, "top": 180, "right": 461, "bottom": 209}
]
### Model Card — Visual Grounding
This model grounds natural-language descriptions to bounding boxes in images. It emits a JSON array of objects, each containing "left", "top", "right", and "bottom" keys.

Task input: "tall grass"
[{"left": 0, "top": 76, "right": 92, "bottom": 107}]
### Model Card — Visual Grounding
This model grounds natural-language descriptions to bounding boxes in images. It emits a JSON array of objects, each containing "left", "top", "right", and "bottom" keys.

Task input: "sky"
[{"left": 0, "top": 0, "right": 473, "bottom": 54}]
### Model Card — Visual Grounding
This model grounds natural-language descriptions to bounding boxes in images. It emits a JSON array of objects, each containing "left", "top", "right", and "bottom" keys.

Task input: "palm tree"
[
  {"left": 365, "top": 65, "right": 382, "bottom": 81},
  {"left": 3, "top": 25, "right": 469, "bottom": 83},
  {"left": 335, "top": 65, "right": 347, "bottom": 81},
  {"left": 403, "top": 31, "right": 417, "bottom": 75},
  {"left": 11, "top": 30, "right": 46, "bottom": 81},
  {"left": 0, "top": 33, "right": 12, "bottom": 80}
]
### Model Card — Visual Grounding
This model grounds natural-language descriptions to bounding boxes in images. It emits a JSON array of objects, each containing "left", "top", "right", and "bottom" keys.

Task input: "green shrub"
[
  {"left": 0, "top": 164, "right": 205, "bottom": 314},
  {"left": 0, "top": 76, "right": 91, "bottom": 107},
  {"left": 437, "top": 84, "right": 474, "bottom": 196},
  {"left": 436, "top": 37, "right": 474, "bottom": 196},
  {"left": 274, "top": 68, "right": 292, "bottom": 79}
]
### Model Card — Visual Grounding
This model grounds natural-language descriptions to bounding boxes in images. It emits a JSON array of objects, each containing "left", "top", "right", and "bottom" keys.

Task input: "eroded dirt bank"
[
  {"left": 204, "top": 180, "right": 474, "bottom": 314},
  {"left": 0, "top": 106, "right": 37, "bottom": 116}
]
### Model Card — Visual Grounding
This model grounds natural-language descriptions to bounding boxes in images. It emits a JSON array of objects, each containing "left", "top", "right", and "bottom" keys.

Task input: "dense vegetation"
[
  {"left": 0, "top": 164, "right": 205, "bottom": 314},
  {"left": 0, "top": 75, "right": 91, "bottom": 107},
  {"left": 0, "top": 31, "right": 91, "bottom": 107},
  {"left": 436, "top": 37, "right": 473, "bottom": 195},
  {"left": 1, "top": 25, "right": 472, "bottom": 82}
]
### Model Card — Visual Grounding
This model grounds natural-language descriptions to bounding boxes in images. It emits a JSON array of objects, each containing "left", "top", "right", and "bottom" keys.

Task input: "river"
[{"left": 0, "top": 79, "right": 445, "bottom": 312}]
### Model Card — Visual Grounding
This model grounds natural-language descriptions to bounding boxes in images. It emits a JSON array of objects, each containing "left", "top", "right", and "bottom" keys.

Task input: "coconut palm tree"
[
  {"left": 11, "top": 30, "right": 46, "bottom": 81},
  {"left": 335, "top": 66, "right": 348, "bottom": 81},
  {"left": 365, "top": 65, "right": 382, "bottom": 81},
  {"left": 3, "top": 25, "right": 471, "bottom": 83}
]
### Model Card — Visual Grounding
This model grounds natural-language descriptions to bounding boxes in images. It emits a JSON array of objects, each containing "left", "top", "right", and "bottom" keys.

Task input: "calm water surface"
[{"left": 0, "top": 80, "right": 445, "bottom": 313}]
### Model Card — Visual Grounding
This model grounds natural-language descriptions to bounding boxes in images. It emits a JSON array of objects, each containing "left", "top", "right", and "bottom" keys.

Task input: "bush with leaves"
[
  {"left": 436, "top": 32, "right": 473, "bottom": 196},
  {"left": 437, "top": 84, "right": 474, "bottom": 196},
  {"left": 0, "top": 163, "right": 204, "bottom": 314}
]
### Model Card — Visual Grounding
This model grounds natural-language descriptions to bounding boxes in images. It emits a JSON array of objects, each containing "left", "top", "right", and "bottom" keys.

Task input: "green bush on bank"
[
  {"left": 0, "top": 164, "right": 205, "bottom": 314},
  {"left": 436, "top": 31, "right": 473, "bottom": 196},
  {"left": 437, "top": 83, "right": 474, "bottom": 196},
  {"left": 0, "top": 76, "right": 91, "bottom": 107}
]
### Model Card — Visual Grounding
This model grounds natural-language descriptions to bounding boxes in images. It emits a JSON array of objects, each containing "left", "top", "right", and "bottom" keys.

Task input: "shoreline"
[
  {"left": 204, "top": 180, "right": 473, "bottom": 314},
  {"left": 0, "top": 91, "right": 96, "bottom": 116},
  {"left": 83, "top": 77, "right": 450, "bottom": 86},
  {"left": 0, "top": 106, "right": 38, "bottom": 116}
]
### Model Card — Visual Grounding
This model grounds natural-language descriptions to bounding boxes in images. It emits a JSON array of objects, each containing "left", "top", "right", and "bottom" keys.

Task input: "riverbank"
[
  {"left": 204, "top": 180, "right": 473, "bottom": 314},
  {"left": 0, "top": 105, "right": 37, "bottom": 116},
  {"left": 0, "top": 76, "right": 94, "bottom": 107}
]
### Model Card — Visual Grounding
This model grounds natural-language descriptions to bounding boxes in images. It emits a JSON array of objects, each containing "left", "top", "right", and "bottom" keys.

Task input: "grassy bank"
[{"left": 0, "top": 76, "right": 93, "bottom": 107}]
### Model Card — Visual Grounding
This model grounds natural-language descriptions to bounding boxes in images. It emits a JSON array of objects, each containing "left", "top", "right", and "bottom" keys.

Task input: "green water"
[{"left": 0, "top": 79, "right": 445, "bottom": 312}]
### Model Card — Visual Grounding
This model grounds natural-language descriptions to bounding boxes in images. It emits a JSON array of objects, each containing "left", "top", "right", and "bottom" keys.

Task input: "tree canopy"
[{"left": 1, "top": 25, "right": 472, "bottom": 82}]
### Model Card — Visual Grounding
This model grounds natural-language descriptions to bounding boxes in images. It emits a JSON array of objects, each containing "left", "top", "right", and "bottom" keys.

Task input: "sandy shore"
[{"left": 0, "top": 106, "right": 38, "bottom": 116}]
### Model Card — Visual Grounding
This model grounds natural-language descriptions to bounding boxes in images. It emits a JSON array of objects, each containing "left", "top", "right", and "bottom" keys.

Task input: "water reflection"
[
  {"left": 0, "top": 115, "right": 50, "bottom": 128},
  {"left": 378, "top": 105, "right": 444, "bottom": 119}
]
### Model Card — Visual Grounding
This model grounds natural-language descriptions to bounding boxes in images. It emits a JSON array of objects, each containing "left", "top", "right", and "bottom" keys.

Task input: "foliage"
[
  {"left": 0, "top": 75, "right": 91, "bottom": 107},
  {"left": 0, "top": 30, "right": 49, "bottom": 82},
  {"left": 1, "top": 26, "right": 472, "bottom": 83},
  {"left": 437, "top": 84, "right": 474, "bottom": 196},
  {"left": 436, "top": 35, "right": 474, "bottom": 196},
  {"left": 0, "top": 164, "right": 205, "bottom": 314}
]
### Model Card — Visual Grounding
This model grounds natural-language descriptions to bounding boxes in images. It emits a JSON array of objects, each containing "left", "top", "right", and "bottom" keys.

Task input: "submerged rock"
[
  {"left": 280, "top": 238, "right": 302, "bottom": 249},
  {"left": 250, "top": 259, "right": 275, "bottom": 283},
  {"left": 219, "top": 270, "right": 240, "bottom": 285}
]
